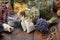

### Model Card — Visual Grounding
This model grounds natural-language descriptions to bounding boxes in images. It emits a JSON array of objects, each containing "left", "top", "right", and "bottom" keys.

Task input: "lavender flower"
[{"left": 36, "top": 18, "right": 49, "bottom": 34}]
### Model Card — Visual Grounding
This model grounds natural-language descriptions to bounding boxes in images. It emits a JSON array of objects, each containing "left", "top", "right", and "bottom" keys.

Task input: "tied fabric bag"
[
  {"left": 7, "top": 15, "right": 15, "bottom": 26},
  {"left": 0, "top": 2, "right": 13, "bottom": 23},
  {"left": 0, "top": 3, "right": 7, "bottom": 23},
  {"left": 0, "top": 22, "right": 14, "bottom": 33},
  {"left": 26, "top": 21, "right": 35, "bottom": 33},
  {"left": 21, "top": 17, "right": 35, "bottom": 33},
  {"left": 3, "top": 23, "right": 14, "bottom": 32},
  {"left": 25, "top": 18, "right": 35, "bottom": 33},
  {"left": 8, "top": 14, "right": 22, "bottom": 27},
  {"left": 36, "top": 18, "right": 49, "bottom": 34},
  {"left": 8, "top": 10, "right": 22, "bottom": 27},
  {"left": 21, "top": 16, "right": 27, "bottom": 31}
]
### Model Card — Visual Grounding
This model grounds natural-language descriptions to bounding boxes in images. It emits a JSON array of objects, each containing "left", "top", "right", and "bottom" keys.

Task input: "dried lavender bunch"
[{"left": 36, "top": 18, "right": 49, "bottom": 34}]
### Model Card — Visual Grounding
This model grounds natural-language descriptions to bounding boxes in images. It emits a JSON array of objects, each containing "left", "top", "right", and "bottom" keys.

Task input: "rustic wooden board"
[
  {"left": 34, "top": 30, "right": 47, "bottom": 40},
  {"left": 11, "top": 28, "right": 34, "bottom": 40},
  {"left": 57, "top": 18, "right": 60, "bottom": 32},
  {"left": 1, "top": 33, "right": 12, "bottom": 40},
  {"left": 0, "top": 28, "right": 60, "bottom": 40},
  {"left": 56, "top": 32, "right": 60, "bottom": 40}
]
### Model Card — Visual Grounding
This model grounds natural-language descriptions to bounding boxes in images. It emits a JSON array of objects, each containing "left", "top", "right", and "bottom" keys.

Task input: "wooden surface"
[
  {"left": 0, "top": 28, "right": 60, "bottom": 40},
  {"left": 0, "top": 26, "right": 60, "bottom": 40}
]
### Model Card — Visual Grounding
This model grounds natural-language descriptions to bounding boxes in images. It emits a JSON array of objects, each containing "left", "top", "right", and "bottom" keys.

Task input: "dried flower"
[{"left": 36, "top": 18, "right": 49, "bottom": 34}]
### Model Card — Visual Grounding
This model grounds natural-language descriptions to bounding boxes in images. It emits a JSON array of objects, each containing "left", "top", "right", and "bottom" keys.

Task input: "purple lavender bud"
[{"left": 36, "top": 18, "right": 49, "bottom": 34}]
